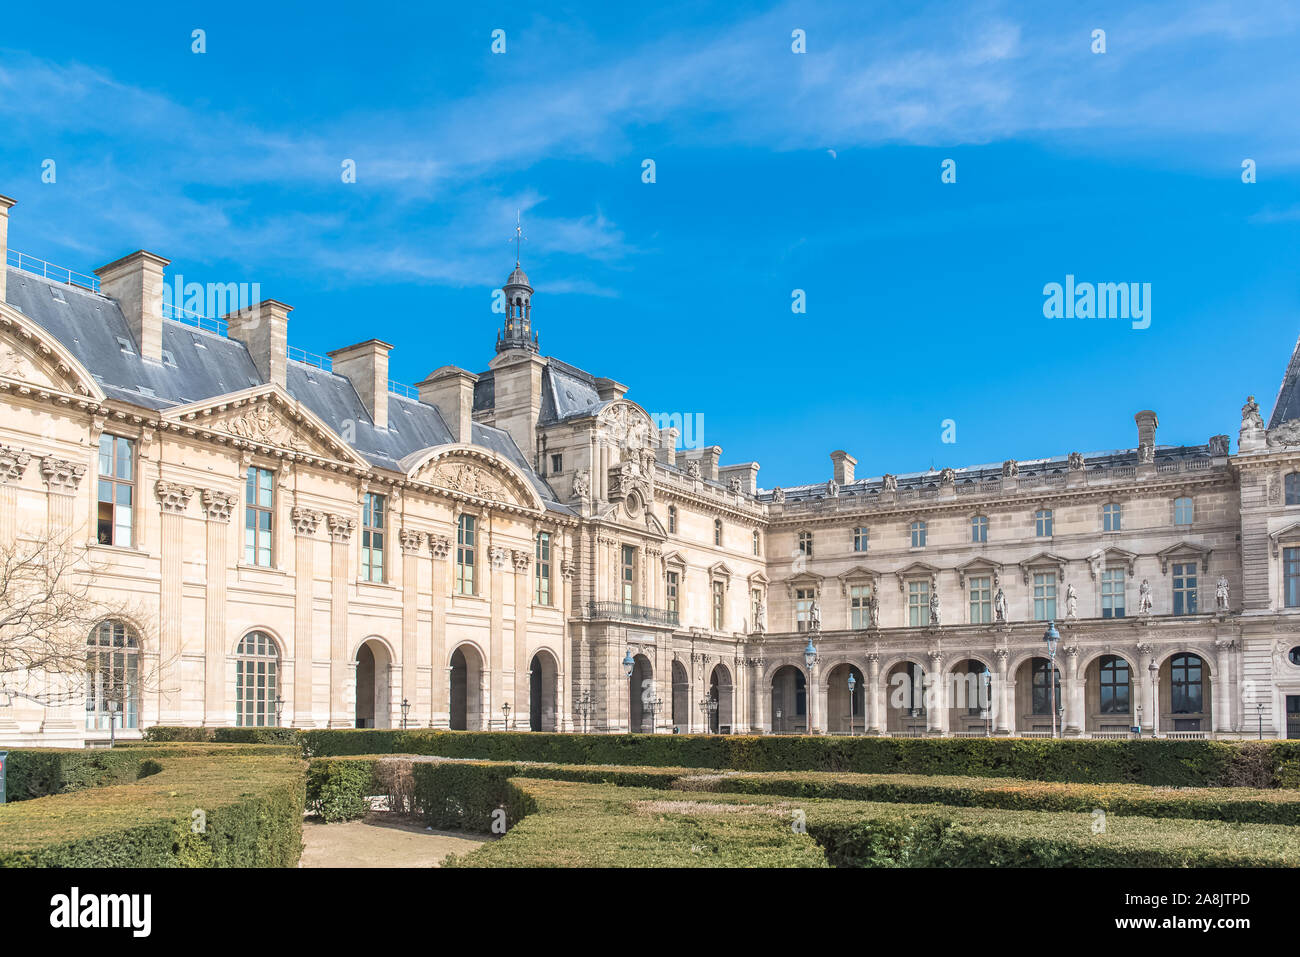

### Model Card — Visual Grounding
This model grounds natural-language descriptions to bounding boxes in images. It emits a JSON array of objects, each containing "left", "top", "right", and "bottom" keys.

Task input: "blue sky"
[{"left": 2, "top": 0, "right": 1300, "bottom": 487}]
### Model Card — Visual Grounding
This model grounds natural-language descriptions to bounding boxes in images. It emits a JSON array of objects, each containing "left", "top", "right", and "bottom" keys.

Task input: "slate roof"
[
  {"left": 5, "top": 265, "right": 570, "bottom": 514},
  {"left": 1269, "top": 333, "right": 1300, "bottom": 428}
]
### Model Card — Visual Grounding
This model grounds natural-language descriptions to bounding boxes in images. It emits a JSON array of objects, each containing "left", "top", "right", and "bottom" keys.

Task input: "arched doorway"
[
  {"left": 885, "top": 661, "right": 927, "bottom": 734},
  {"left": 529, "top": 650, "right": 559, "bottom": 731},
  {"left": 449, "top": 644, "right": 484, "bottom": 731},
  {"left": 770, "top": 665, "right": 806, "bottom": 733},
  {"left": 354, "top": 638, "right": 393, "bottom": 728},
  {"left": 825, "top": 663, "right": 865, "bottom": 733},
  {"left": 1085, "top": 654, "right": 1135, "bottom": 734},
  {"left": 629, "top": 653, "right": 654, "bottom": 733},
  {"left": 672, "top": 660, "right": 689, "bottom": 731},
  {"left": 709, "top": 664, "right": 733, "bottom": 733},
  {"left": 1015, "top": 657, "right": 1062, "bottom": 733},
  {"left": 946, "top": 658, "right": 992, "bottom": 735},
  {"left": 1159, "top": 652, "right": 1212, "bottom": 733}
]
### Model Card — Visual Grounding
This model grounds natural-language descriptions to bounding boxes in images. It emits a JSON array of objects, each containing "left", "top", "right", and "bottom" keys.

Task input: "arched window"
[
  {"left": 235, "top": 631, "right": 281, "bottom": 727},
  {"left": 1173, "top": 497, "right": 1194, "bottom": 525},
  {"left": 714, "top": 518, "right": 723, "bottom": 547},
  {"left": 1031, "top": 658, "right": 1062, "bottom": 715},
  {"left": 1098, "top": 656, "right": 1131, "bottom": 714},
  {"left": 86, "top": 620, "right": 140, "bottom": 730},
  {"left": 1170, "top": 654, "right": 1205, "bottom": 714},
  {"left": 667, "top": 505, "right": 677, "bottom": 534}
]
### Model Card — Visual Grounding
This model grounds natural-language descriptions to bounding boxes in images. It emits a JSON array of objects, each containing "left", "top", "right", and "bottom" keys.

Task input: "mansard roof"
[
  {"left": 1269, "top": 332, "right": 1300, "bottom": 428},
  {"left": 5, "top": 265, "right": 571, "bottom": 514}
]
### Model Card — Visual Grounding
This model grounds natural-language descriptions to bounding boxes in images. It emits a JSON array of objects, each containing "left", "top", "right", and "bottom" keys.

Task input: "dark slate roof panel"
[
  {"left": 1269, "top": 333, "right": 1300, "bottom": 427},
  {"left": 540, "top": 356, "right": 602, "bottom": 423}
]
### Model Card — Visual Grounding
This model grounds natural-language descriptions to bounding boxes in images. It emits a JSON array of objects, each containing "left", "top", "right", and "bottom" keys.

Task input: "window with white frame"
[
  {"left": 1173, "top": 497, "right": 1194, "bottom": 526},
  {"left": 853, "top": 527, "right": 869, "bottom": 552},
  {"left": 1103, "top": 502, "right": 1122, "bottom": 531},
  {"left": 235, "top": 631, "right": 280, "bottom": 727},
  {"left": 666, "top": 571, "right": 680, "bottom": 617},
  {"left": 361, "top": 492, "right": 386, "bottom": 582},
  {"left": 910, "top": 521, "right": 927, "bottom": 548},
  {"left": 96, "top": 435, "right": 135, "bottom": 547},
  {"left": 621, "top": 545, "right": 636, "bottom": 608},
  {"left": 1035, "top": 509, "right": 1053, "bottom": 537},
  {"left": 1101, "top": 568, "right": 1125, "bottom": 618},
  {"left": 753, "top": 530, "right": 761, "bottom": 556},
  {"left": 968, "top": 575, "right": 992, "bottom": 624},
  {"left": 850, "top": 584, "right": 873, "bottom": 629},
  {"left": 1172, "top": 562, "right": 1197, "bottom": 615},
  {"left": 795, "top": 588, "right": 816, "bottom": 631},
  {"left": 85, "top": 620, "right": 140, "bottom": 730},
  {"left": 712, "top": 580, "right": 725, "bottom": 630},
  {"left": 667, "top": 505, "right": 677, "bottom": 534},
  {"left": 1033, "top": 572, "right": 1057, "bottom": 620},
  {"left": 907, "top": 579, "right": 929, "bottom": 627},
  {"left": 714, "top": 518, "right": 723, "bottom": 547},
  {"left": 244, "top": 466, "right": 274, "bottom": 566},
  {"left": 1287, "top": 547, "right": 1300, "bottom": 608}
]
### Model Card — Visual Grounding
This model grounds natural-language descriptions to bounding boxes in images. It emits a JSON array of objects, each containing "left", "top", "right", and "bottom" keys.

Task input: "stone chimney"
[
  {"left": 94, "top": 250, "right": 170, "bottom": 363},
  {"left": 593, "top": 377, "right": 628, "bottom": 402},
  {"left": 657, "top": 426, "right": 679, "bottom": 467},
  {"left": 1135, "top": 410, "right": 1158, "bottom": 449},
  {"left": 328, "top": 339, "right": 393, "bottom": 430},
  {"left": 830, "top": 449, "right": 857, "bottom": 485},
  {"left": 418, "top": 365, "right": 478, "bottom": 444},
  {"left": 719, "top": 462, "right": 760, "bottom": 495},
  {"left": 0, "top": 194, "right": 14, "bottom": 304},
  {"left": 681, "top": 445, "right": 722, "bottom": 481},
  {"left": 225, "top": 299, "right": 291, "bottom": 389}
]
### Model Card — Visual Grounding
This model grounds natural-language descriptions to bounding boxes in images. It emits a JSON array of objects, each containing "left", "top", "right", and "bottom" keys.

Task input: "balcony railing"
[
  {"left": 588, "top": 601, "right": 679, "bottom": 627},
  {"left": 7, "top": 249, "right": 100, "bottom": 292}
]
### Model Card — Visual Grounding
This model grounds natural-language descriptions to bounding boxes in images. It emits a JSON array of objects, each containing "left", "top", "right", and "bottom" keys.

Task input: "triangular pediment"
[
  {"left": 1018, "top": 551, "right": 1068, "bottom": 583},
  {"left": 164, "top": 384, "right": 369, "bottom": 466},
  {"left": 784, "top": 571, "right": 824, "bottom": 597},
  {"left": 954, "top": 556, "right": 1002, "bottom": 586},
  {"left": 402, "top": 444, "right": 544, "bottom": 513},
  {"left": 1156, "top": 541, "right": 1212, "bottom": 574},
  {"left": 0, "top": 302, "right": 104, "bottom": 400},
  {"left": 1088, "top": 545, "right": 1138, "bottom": 578},
  {"left": 1271, "top": 522, "right": 1300, "bottom": 556},
  {"left": 837, "top": 565, "right": 883, "bottom": 594}
]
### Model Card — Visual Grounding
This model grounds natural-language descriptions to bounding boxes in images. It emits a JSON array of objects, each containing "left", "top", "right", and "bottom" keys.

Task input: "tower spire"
[
  {"left": 496, "top": 225, "right": 538, "bottom": 354},
  {"left": 512, "top": 210, "right": 526, "bottom": 266}
]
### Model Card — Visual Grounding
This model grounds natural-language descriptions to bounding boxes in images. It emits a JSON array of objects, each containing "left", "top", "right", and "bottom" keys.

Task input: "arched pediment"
[
  {"left": 402, "top": 444, "right": 544, "bottom": 513},
  {"left": 596, "top": 399, "right": 657, "bottom": 451},
  {"left": 164, "top": 384, "right": 370, "bottom": 467},
  {"left": 0, "top": 301, "right": 104, "bottom": 400}
]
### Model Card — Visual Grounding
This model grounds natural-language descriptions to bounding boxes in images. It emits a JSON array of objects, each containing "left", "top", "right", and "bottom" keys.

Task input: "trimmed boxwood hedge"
[
  {"left": 3, "top": 748, "right": 163, "bottom": 802},
  {"left": 0, "top": 744, "right": 306, "bottom": 867},
  {"left": 267, "top": 728, "right": 1300, "bottom": 788}
]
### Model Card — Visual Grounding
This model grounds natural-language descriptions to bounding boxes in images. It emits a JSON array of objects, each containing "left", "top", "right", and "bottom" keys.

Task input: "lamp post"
[
  {"left": 847, "top": 670, "right": 857, "bottom": 735},
  {"left": 1135, "top": 703, "right": 1143, "bottom": 739},
  {"left": 774, "top": 707, "right": 783, "bottom": 734},
  {"left": 699, "top": 695, "right": 718, "bottom": 733},
  {"left": 623, "top": 648, "right": 636, "bottom": 733},
  {"left": 804, "top": 638, "right": 819, "bottom": 733},
  {"left": 576, "top": 688, "right": 593, "bottom": 734},
  {"left": 401, "top": 697, "right": 411, "bottom": 730},
  {"left": 501, "top": 701, "right": 511, "bottom": 730},
  {"left": 273, "top": 695, "right": 284, "bottom": 729},
  {"left": 1042, "top": 620, "right": 1060, "bottom": 739},
  {"left": 983, "top": 668, "right": 993, "bottom": 737},
  {"left": 1258, "top": 701, "right": 1265, "bottom": 741},
  {"left": 107, "top": 698, "right": 119, "bottom": 748},
  {"left": 644, "top": 696, "right": 663, "bottom": 734}
]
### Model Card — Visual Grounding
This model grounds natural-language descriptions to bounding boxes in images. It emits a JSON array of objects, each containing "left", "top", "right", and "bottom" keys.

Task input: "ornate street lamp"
[
  {"left": 107, "top": 697, "right": 119, "bottom": 748},
  {"left": 401, "top": 697, "right": 411, "bottom": 730},
  {"left": 804, "top": 638, "right": 818, "bottom": 733},
  {"left": 501, "top": 701, "right": 511, "bottom": 730},
  {"left": 576, "top": 687, "right": 594, "bottom": 734},
  {"left": 623, "top": 649, "right": 636, "bottom": 733},
  {"left": 1135, "top": 703, "right": 1143, "bottom": 739},
  {"left": 847, "top": 670, "right": 857, "bottom": 735},
  {"left": 983, "top": 668, "right": 993, "bottom": 737},
  {"left": 644, "top": 696, "right": 663, "bottom": 733},
  {"left": 1042, "top": 620, "right": 1060, "bottom": 739},
  {"left": 1258, "top": 700, "right": 1265, "bottom": 740},
  {"left": 699, "top": 695, "right": 718, "bottom": 733},
  {"left": 273, "top": 695, "right": 284, "bottom": 728}
]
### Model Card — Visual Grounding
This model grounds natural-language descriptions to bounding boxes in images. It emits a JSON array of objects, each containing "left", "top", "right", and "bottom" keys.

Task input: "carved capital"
[
  {"left": 327, "top": 513, "right": 356, "bottom": 543},
  {"left": 490, "top": 546, "right": 510, "bottom": 569},
  {"left": 561, "top": 559, "right": 576, "bottom": 581},
  {"left": 155, "top": 480, "right": 196, "bottom": 514},
  {"left": 400, "top": 527, "right": 426, "bottom": 555},
  {"left": 40, "top": 456, "right": 86, "bottom": 494},
  {"left": 512, "top": 549, "right": 532, "bottom": 571},
  {"left": 0, "top": 445, "right": 31, "bottom": 485},
  {"left": 202, "top": 488, "right": 237, "bottom": 522},
  {"left": 429, "top": 535, "right": 451, "bottom": 560},
  {"left": 291, "top": 506, "right": 322, "bottom": 537}
]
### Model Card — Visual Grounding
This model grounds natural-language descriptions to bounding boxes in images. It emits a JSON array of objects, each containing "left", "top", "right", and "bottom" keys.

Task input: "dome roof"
[{"left": 505, "top": 264, "right": 531, "bottom": 289}]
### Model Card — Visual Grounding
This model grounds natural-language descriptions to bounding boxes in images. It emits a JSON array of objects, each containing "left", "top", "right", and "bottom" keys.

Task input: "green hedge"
[
  {"left": 143, "top": 726, "right": 299, "bottom": 745},
  {"left": 306, "top": 759, "right": 375, "bottom": 822},
  {"left": 0, "top": 746, "right": 305, "bottom": 867},
  {"left": 278, "top": 728, "right": 1300, "bottom": 788},
  {"left": 3, "top": 748, "right": 162, "bottom": 802}
]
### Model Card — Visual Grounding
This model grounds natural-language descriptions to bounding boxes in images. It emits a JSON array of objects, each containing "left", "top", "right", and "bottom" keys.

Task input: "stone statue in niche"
[
  {"left": 755, "top": 600, "right": 767, "bottom": 634},
  {"left": 929, "top": 590, "right": 941, "bottom": 626},
  {"left": 1138, "top": 579, "right": 1153, "bottom": 615},
  {"left": 1065, "top": 583, "right": 1078, "bottom": 620},
  {"left": 994, "top": 587, "right": 1007, "bottom": 622},
  {"left": 1216, "top": 576, "right": 1230, "bottom": 612},
  {"left": 809, "top": 598, "right": 822, "bottom": 632},
  {"left": 868, "top": 593, "right": 880, "bottom": 628}
]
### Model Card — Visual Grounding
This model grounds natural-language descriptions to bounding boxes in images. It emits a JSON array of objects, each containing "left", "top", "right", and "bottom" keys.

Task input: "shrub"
[
  {"left": 305, "top": 759, "right": 374, "bottom": 822},
  {"left": 411, "top": 762, "right": 536, "bottom": 832},
  {"left": 373, "top": 758, "right": 417, "bottom": 814},
  {"left": 3, "top": 748, "right": 158, "bottom": 802}
]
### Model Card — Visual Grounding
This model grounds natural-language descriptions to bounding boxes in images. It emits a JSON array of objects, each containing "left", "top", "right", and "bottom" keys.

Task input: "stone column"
[
  {"left": 865, "top": 653, "right": 881, "bottom": 734},
  {"left": 399, "top": 527, "right": 425, "bottom": 728},
  {"left": 291, "top": 506, "right": 321, "bottom": 727},
  {"left": 430, "top": 534, "right": 451, "bottom": 728},
  {"left": 488, "top": 541, "right": 507, "bottom": 729},
  {"left": 156, "top": 481, "right": 195, "bottom": 724},
  {"left": 1062, "top": 646, "right": 1082, "bottom": 736},
  {"left": 0, "top": 447, "right": 30, "bottom": 733},
  {"left": 559, "top": 556, "right": 575, "bottom": 732},
  {"left": 994, "top": 649, "right": 1011, "bottom": 734},
  {"left": 1146, "top": 659, "right": 1160, "bottom": 735},
  {"left": 1214, "top": 639, "right": 1234, "bottom": 735},
  {"left": 325, "top": 514, "right": 354, "bottom": 727},
  {"left": 202, "top": 489, "right": 236, "bottom": 725},
  {"left": 926, "top": 651, "right": 944, "bottom": 734},
  {"left": 512, "top": 548, "right": 531, "bottom": 727},
  {"left": 40, "top": 457, "right": 87, "bottom": 734}
]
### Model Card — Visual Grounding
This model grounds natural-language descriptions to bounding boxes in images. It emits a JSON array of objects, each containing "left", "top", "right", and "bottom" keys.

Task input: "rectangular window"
[
  {"left": 1035, "top": 509, "right": 1053, "bottom": 537},
  {"left": 1101, "top": 568, "right": 1125, "bottom": 618},
  {"left": 968, "top": 575, "right": 992, "bottom": 624},
  {"left": 244, "top": 466, "right": 274, "bottom": 566},
  {"left": 1103, "top": 503, "right": 1122, "bottom": 531},
  {"left": 455, "top": 514, "right": 476, "bottom": 594},
  {"left": 971, "top": 516, "right": 987, "bottom": 543},
  {"left": 621, "top": 545, "right": 636, "bottom": 608},
  {"left": 96, "top": 434, "right": 135, "bottom": 547},
  {"left": 1174, "top": 497, "right": 1194, "bottom": 525},
  {"left": 853, "top": 527, "right": 869, "bottom": 552},
  {"left": 667, "top": 571, "right": 680, "bottom": 616},
  {"left": 1033, "top": 572, "right": 1057, "bottom": 621},
  {"left": 550, "top": 453, "right": 563, "bottom": 474},
  {"left": 798, "top": 531, "right": 813, "bottom": 556},
  {"left": 1172, "top": 562, "right": 1197, "bottom": 615},
  {"left": 712, "top": 580, "right": 725, "bottom": 630},
  {"left": 850, "top": 584, "right": 873, "bottom": 629},
  {"left": 535, "top": 532, "right": 552, "bottom": 605},
  {"left": 361, "top": 492, "right": 386, "bottom": 582},
  {"left": 1287, "top": 547, "right": 1300, "bottom": 608},
  {"left": 908, "top": 580, "right": 929, "bottom": 627},
  {"left": 910, "top": 522, "right": 926, "bottom": 548},
  {"left": 795, "top": 588, "right": 815, "bottom": 632}
]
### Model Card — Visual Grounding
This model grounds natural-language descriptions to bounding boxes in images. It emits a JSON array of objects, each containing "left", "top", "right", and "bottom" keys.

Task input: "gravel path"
[{"left": 299, "top": 815, "right": 491, "bottom": 868}]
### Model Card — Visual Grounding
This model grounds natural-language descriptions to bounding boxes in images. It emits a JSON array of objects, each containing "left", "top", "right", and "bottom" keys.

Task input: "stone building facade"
[{"left": 1, "top": 192, "right": 1299, "bottom": 745}]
